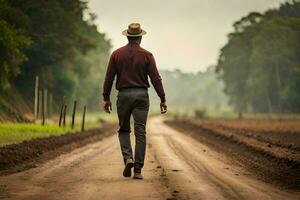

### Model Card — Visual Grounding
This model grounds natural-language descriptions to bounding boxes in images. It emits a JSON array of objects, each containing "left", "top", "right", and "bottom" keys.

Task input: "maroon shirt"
[{"left": 103, "top": 43, "right": 166, "bottom": 102}]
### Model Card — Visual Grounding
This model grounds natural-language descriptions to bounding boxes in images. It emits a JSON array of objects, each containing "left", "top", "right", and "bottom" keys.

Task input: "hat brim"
[{"left": 122, "top": 29, "right": 147, "bottom": 37}]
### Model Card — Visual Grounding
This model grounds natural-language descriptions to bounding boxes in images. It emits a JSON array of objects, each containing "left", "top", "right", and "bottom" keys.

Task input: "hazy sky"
[{"left": 89, "top": 0, "right": 286, "bottom": 72}]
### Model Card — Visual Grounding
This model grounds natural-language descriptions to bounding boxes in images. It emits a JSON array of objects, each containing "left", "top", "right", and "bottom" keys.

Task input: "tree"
[
  {"left": 0, "top": 0, "right": 31, "bottom": 90},
  {"left": 216, "top": 12, "right": 262, "bottom": 113},
  {"left": 216, "top": 1, "right": 300, "bottom": 113},
  {"left": 3, "top": 0, "right": 111, "bottom": 109}
]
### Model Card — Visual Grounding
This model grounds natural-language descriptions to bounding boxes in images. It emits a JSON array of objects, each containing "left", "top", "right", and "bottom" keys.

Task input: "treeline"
[
  {"left": 0, "top": 0, "right": 111, "bottom": 111},
  {"left": 149, "top": 67, "right": 229, "bottom": 110},
  {"left": 216, "top": 0, "right": 300, "bottom": 113}
]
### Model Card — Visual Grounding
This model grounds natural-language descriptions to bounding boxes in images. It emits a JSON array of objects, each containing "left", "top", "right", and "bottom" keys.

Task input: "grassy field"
[
  {"left": 0, "top": 112, "right": 118, "bottom": 147},
  {"left": 0, "top": 123, "right": 74, "bottom": 147}
]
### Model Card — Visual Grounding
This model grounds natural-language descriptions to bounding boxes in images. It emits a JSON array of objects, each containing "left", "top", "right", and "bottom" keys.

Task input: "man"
[{"left": 102, "top": 23, "right": 167, "bottom": 179}]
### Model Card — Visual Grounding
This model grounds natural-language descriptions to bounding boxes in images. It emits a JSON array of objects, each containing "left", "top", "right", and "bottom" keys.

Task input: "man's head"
[
  {"left": 122, "top": 23, "right": 146, "bottom": 44},
  {"left": 127, "top": 36, "right": 142, "bottom": 44}
]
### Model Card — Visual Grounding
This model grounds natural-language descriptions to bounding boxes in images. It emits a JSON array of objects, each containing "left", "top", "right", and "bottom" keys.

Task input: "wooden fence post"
[
  {"left": 34, "top": 76, "right": 39, "bottom": 120},
  {"left": 71, "top": 100, "right": 77, "bottom": 129},
  {"left": 58, "top": 97, "right": 65, "bottom": 126},
  {"left": 49, "top": 93, "right": 53, "bottom": 117},
  {"left": 38, "top": 90, "right": 42, "bottom": 118},
  {"left": 63, "top": 104, "right": 67, "bottom": 127},
  {"left": 42, "top": 90, "right": 45, "bottom": 125},
  {"left": 81, "top": 106, "right": 86, "bottom": 132},
  {"left": 44, "top": 89, "right": 48, "bottom": 118}
]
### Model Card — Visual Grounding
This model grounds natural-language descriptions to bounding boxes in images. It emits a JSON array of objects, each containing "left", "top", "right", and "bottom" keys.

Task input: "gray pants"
[{"left": 116, "top": 88, "right": 149, "bottom": 173}]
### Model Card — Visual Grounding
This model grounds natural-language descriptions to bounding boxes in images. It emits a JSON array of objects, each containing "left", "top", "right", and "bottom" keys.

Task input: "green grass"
[
  {"left": 0, "top": 123, "right": 74, "bottom": 147},
  {"left": 0, "top": 112, "right": 118, "bottom": 147},
  {"left": 86, "top": 112, "right": 118, "bottom": 124}
]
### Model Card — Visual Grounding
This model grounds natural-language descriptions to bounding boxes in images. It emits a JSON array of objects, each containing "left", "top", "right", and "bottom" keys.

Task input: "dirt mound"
[
  {"left": 165, "top": 119, "right": 300, "bottom": 190},
  {"left": 199, "top": 119, "right": 300, "bottom": 151},
  {"left": 0, "top": 123, "right": 116, "bottom": 175}
]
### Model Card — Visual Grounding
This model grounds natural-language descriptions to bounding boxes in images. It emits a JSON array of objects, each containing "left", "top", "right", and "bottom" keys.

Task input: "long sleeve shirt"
[{"left": 102, "top": 43, "right": 166, "bottom": 102}]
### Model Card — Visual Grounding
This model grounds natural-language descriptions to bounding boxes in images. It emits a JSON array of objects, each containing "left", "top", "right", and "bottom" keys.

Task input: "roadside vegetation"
[
  {"left": 0, "top": 124, "right": 71, "bottom": 147},
  {"left": 0, "top": 113, "right": 118, "bottom": 147}
]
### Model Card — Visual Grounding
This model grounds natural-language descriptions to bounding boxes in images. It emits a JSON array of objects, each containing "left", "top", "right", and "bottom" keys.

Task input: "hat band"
[{"left": 127, "top": 29, "right": 142, "bottom": 35}]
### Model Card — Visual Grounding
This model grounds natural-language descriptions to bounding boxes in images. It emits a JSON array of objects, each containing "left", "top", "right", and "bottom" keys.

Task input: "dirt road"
[{"left": 0, "top": 117, "right": 299, "bottom": 200}]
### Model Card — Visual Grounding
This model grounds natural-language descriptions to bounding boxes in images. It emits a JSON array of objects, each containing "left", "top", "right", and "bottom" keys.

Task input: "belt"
[{"left": 118, "top": 87, "right": 148, "bottom": 93}]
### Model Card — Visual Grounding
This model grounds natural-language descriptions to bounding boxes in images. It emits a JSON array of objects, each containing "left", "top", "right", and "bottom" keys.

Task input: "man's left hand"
[
  {"left": 103, "top": 101, "right": 112, "bottom": 113},
  {"left": 160, "top": 102, "right": 167, "bottom": 114}
]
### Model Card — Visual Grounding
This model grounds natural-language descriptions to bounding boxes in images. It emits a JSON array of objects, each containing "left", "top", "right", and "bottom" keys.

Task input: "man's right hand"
[
  {"left": 102, "top": 101, "right": 112, "bottom": 114},
  {"left": 160, "top": 102, "right": 167, "bottom": 114}
]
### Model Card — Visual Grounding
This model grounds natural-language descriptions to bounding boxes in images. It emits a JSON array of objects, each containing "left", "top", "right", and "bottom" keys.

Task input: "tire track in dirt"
[{"left": 166, "top": 137, "right": 243, "bottom": 200}]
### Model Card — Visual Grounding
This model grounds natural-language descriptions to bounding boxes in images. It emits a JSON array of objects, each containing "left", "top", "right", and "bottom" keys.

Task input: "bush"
[{"left": 194, "top": 109, "right": 207, "bottom": 119}]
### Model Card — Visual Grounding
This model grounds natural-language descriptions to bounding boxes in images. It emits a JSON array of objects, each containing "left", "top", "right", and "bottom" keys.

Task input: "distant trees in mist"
[{"left": 149, "top": 67, "right": 229, "bottom": 110}]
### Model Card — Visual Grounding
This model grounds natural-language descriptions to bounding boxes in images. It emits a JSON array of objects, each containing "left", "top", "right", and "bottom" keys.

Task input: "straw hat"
[{"left": 122, "top": 23, "right": 147, "bottom": 37}]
